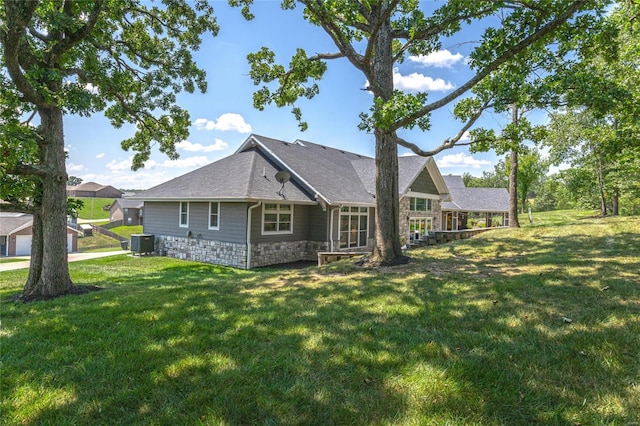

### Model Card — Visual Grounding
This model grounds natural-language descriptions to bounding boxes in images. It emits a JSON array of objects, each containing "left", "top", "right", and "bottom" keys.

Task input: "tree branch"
[
  {"left": 0, "top": 0, "right": 50, "bottom": 107},
  {"left": 393, "top": 0, "right": 586, "bottom": 131},
  {"left": 301, "top": 0, "right": 366, "bottom": 70},
  {"left": 5, "top": 162, "right": 48, "bottom": 179},
  {"left": 28, "top": 25, "right": 51, "bottom": 42},
  {"left": 0, "top": 201, "right": 36, "bottom": 215},
  {"left": 392, "top": 7, "right": 495, "bottom": 63},
  {"left": 308, "top": 52, "right": 345, "bottom": 61},
  {"left": 47, "top": 0, "right": 103, "bottom": 61},
  {"left": 397, "top": 99, "right": 493, "bottom": 156}
]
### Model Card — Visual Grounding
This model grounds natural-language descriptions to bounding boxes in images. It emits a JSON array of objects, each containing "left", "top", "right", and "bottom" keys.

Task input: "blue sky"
[{"left": 64, "top": 1, "right": 546, "bottom": 190}]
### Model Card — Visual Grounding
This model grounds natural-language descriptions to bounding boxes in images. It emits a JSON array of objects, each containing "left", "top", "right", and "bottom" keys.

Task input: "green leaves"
[
  {"left": 248, "top": 47, "right": 327, "bottom": 130},
  {"left": 359, "top": 90, "right": 430, "bottom": 132}
]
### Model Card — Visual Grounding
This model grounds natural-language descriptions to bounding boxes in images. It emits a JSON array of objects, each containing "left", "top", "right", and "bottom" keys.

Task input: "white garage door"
[
  {"left": 15, "top": 235, "right": 32, "bottom": 256},
  {"left": 14, "top": 234, "right": 74, "bottom": 256}
]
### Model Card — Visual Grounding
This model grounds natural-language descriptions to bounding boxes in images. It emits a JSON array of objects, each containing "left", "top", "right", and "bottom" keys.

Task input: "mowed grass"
[
  {"left": 72, "top": 197, "right": 113, "bottom": 220},
  {"left": 77, "top": 233, "right": 122, "bottom": 252},
  {"left": 1, "top": 212, "right": 638, "bottom": 425},
  {"left": 108, "top": 225, "right": 143, "bottom": 240}
]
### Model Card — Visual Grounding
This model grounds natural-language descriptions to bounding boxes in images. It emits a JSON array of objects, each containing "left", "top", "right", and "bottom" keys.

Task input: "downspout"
[
  {"left": 329, "top": 205, "right": 341, "bottom": 252},
  {"left": 246, "top": 201, "right": 262, "bottom": 269}
]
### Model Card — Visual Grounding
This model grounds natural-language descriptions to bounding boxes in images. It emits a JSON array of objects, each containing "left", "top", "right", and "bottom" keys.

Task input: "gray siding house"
[
  {"left": 133, "top": 134, "right": 451, "bottom": 268},
  {"left": 110, "top": 198, "right": 144, "bottom": 226}
]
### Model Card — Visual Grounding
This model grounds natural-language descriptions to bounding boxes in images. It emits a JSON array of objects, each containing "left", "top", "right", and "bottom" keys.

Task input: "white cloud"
[
  {"left": 409, "top": 50, "right": 464, "bottom": 68},
  {"left": 193, "top": 113, "right": 252, "bottom": 133},
  {"left": 79, "top": 171, "right": 173, "bottom": 190},
  {"left": 162, "top": 156, "right": 210, "bottom": 168},
  {"left": 193, "top": 118, "right": 213, "bottom": 129},
  {"left": 96, "top": 153, "right": 105, "bottom": 159},
  {"left": 143, "top": 159, "right": 158, "bottom": 169},
  {"left": 106, "top": 158, "right": 133, "bottom": 171},
  {"left": 436, "top": 152, "right": 491, "bottom": 169},
  {"left": 66, "top": 163, "right": 85, "bottom": 172},
  {"left": 83, "top": 83, "right": 99, "bottom": 94},
  {"left": 176, "top": 138, "right": 228, "bottom": 152},
  {"left": 393, "top": 68, "right": 454, "bottom": 92}
]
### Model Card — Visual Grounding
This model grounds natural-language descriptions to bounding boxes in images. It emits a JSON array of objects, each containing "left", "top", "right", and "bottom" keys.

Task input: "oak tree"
[
  {"left": 240, "top": 0, "right": 610, "bottom": 263},
  {"left": 1, "top": 0, "right": 218, "bottom": 300}
]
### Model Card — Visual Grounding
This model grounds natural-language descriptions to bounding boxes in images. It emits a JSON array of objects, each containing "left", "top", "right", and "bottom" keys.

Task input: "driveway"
[{"left": 0, "top": 250, "right": 129, "bottom": 272}]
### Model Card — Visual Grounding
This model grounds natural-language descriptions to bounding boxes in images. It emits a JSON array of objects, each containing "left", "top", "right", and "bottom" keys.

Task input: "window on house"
[
  {"left": 127, "top": 217, "right": 132, "bottom": 224},
  {"left": 409, "top": 197, "right": 432, "bottom": 212},
  {"left": 124, "top": 208, "right": 129, "bottom": 214},
  {"left": 262, "top": 203, "right": 293, "bottom": 234},
  {"left": 339, "top": 206, "right": 369, "bottom": 249},
  {"left": 209, "top": 202, "right": 220, "bottom": 230},
  {"left": 179, "top": 202, "right": 189, "bottom": 227}
]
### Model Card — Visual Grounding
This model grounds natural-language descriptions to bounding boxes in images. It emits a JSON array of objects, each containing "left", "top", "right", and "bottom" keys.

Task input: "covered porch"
[{"left": 442, "top": 210, "right": 509, "bottom": 231}]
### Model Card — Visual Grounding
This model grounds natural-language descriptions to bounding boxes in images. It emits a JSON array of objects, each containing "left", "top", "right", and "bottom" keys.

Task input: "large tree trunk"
[
  {"left": 596, "top": 155, "right": 608, "bottom": 217},
  {"left": 22, "top": 107, "right": 73, "bottom": 299},
  {"left": 23, "top": 199, "right": 43, "bottom": 294},
  {"left": 612, "top": 187, "right": 619, "bottom": 216},
  {"left": 509, "top": 148, "right": 520, "bottom": 228},
  {"left": 509, "top": 105, "right": 520, "bottom": 228},
  {"left": 372, "top": 131, "right": 402, "bottom": 263},
  {"left": 369, "top": 9, "right": 403, "bottom": 264}
]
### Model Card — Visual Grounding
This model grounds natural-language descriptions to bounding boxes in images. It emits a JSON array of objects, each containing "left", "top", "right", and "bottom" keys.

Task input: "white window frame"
[
  {"left": 409, "top": 197, "right": 433, "bottom": 213},
  {"left": 339, "top": 206, "right": 369, "bottom": 249},
  {"left": 261, "top": 203, "right": 294, "bottom": 235},
  {"left": 208, "top": 202, "right": 220, "bottom": 230},
  {"left": 179, "top": 202, "right": 189, "bottom": 228},
  {"left": 408, "top": 217, "right": 433, "bottom": 242}
]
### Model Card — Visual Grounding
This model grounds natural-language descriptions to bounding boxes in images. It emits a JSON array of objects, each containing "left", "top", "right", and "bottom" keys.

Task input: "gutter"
[{"left": 246, "top": 200, "right": 262, "bottom": 269}]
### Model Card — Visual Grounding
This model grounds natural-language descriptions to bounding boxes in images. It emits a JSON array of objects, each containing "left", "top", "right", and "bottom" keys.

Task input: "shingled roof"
[
  {"left": 133, "top": 147, "right": 315, "bottom": 203},
  {"left": 0, "top": 212, "right": 32, "bottom": 235},
  {"left": 134, "top": 134, "right": 450, "bottom": 206},
  {"left": 441, "top": 175, "right": 509, "bottom": 212}
]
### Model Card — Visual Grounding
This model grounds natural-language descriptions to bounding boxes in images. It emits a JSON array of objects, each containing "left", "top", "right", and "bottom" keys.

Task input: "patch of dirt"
[
  {"left": 6, "top": 285, "right": 103, "bottom": 303},
  {"left": 255, "top": 260, "right": 317, "bottom": 270}
]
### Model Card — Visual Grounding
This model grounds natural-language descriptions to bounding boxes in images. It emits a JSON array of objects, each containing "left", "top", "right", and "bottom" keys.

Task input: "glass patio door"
[{"left": 409, "top": 218, "right": 431, "bottom": 243}]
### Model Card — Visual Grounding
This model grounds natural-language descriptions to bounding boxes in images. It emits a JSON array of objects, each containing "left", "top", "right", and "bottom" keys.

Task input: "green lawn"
[
  {"left": 0, "top": 257, "right": 28, "bottom": 264},
  {"left": 1, "top": 212, "right": 638, "bottom": 425},
  {"left": 71, "top": 197, "right": 113, "bottom": 220},
  {"left": 108, "top": 225, "right": 143, "bottom": 240},
  {"left": 77, "top": 233, "right": 123, "bottom": 252}
]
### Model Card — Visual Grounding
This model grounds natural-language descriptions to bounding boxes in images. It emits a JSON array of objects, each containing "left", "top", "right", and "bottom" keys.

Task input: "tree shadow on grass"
[{"left": 1, "top": 227, "right": 639, "bottom": 424}]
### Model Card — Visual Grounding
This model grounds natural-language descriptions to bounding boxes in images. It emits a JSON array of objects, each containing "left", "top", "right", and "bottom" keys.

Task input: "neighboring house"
[
  {"left": 67, "top": 182, "right": 123, "bottom": 198},
  {"left": 0, "top": 212, "right": 79, "bottom": 256},
  {"left": 133, "top": 134, "right": 451, "bottom": 268},
  {"left": 441, "top": 175, "right": 510, "bottom": 230},
  {"left": 110, "top": 198, "right": 144, "bottom": 226}
]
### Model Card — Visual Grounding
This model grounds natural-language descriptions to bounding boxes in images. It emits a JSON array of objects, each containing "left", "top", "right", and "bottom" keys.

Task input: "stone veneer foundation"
[
  {"left": 250, "top": 240, "right": 329, "bottom": 268},
  {"left": 156, "top": 235, "right": 247, "bottom": 268},
  {"left": 155, "top": 235, "right": 329, "bottom": 269}
]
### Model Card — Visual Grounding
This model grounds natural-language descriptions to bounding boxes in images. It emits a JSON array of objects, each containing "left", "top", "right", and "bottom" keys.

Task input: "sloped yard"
[{"left": 1, "top": 213, "right": 638, "bottom": 425}]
